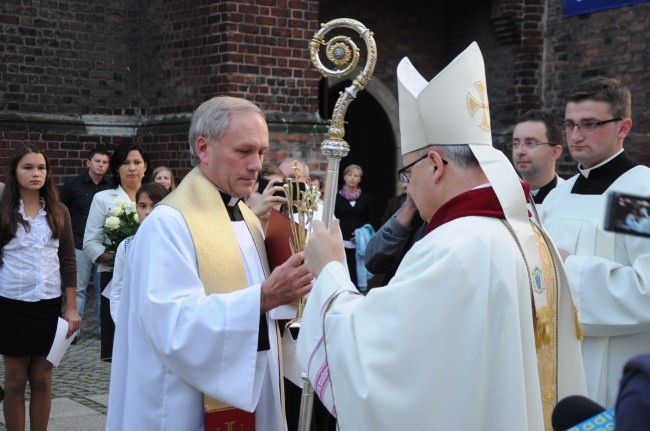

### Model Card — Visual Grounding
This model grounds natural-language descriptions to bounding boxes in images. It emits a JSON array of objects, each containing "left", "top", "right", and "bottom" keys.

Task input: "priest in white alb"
[
  {"left": 106, "top": 96, "right": 312, "bottom": 431},
  {"left": 541, "top": 77, "right": 650, "bottom": 407},
  {"left": 297, "top": 43, "right": 585, "bottom": 431}
]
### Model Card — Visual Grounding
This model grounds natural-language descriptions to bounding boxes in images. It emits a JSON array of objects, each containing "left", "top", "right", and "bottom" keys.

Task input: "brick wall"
[
  {"left": 0, "top": 0, "right": 141, "bottom": 115},
  {"left": 2, "top": 0, "right": 649, "bottom": 186},
  {"left": 1, "top": 0, "right": 326, "bottom": 185},
  {"left": 139, "top": 0, "right": 321, "bottom": 115},
  {"left": 544, "top": 1, "right": 650, "bottom": 173}
]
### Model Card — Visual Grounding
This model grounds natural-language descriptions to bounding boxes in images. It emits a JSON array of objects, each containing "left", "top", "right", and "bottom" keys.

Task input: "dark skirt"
[
  {"left": 100, "top": 272, "right": 115, "bottom": 362},
  {"left": 0, "top": 295, "right": 61, "bottom": 356}
]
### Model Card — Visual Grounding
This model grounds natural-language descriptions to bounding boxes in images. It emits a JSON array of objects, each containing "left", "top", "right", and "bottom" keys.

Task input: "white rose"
[
  {"left": 114, "top": 199, "right": 128, "bottom": 209},
  {"left": 108, "top": 206, "right": 123, "bottom": 217},
  {"left": 104, "top": 216, "right": 121, "bottom": 230},
  {"left": 124, "top": 202, "right": 137, "bottom": 215}
]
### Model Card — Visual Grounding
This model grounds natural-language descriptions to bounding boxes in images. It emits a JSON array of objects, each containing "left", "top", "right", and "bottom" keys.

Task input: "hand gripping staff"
[{"left": 297, "top": 18, "right": 377, "bottom": 431}]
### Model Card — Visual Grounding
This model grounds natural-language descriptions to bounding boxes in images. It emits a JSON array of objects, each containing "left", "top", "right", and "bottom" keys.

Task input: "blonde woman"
[
  {"left": 152, "top": 166, "right": 176, "bottom": 192},
  {"left": 334, "top": 164, "right": 374, "bottom": 288}
]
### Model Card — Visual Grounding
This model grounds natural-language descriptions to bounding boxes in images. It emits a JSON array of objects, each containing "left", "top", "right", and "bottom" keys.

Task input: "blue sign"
[
  {"left": 564, "top": 0, "right": 649, "bottom": 17},
  {"left": 568, "top": 408, "right": 615, "bottom": 430}
]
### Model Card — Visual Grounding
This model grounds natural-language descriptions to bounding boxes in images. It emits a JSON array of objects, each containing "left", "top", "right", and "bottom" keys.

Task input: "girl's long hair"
[{"left": 0, "top": 144, "right": 65, "bottom": 266}]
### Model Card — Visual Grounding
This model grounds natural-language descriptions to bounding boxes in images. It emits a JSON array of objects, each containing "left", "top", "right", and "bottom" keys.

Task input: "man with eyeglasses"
[
  {"left": 511, "top": 109, "right": 565, "bottom": 205},
  {"left": 541, "top": 77, "right": 650, "bottom": 408},
  {"left": 295, "top": 43, "right": 588, "bottom": 431}
]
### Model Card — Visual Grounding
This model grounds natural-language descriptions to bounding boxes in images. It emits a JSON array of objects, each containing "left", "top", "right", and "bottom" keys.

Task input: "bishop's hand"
[{"left": 304, "top": 219, "right": 345, "bottom": 278}]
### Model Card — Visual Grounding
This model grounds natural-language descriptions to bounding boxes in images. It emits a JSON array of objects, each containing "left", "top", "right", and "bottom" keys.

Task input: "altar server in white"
[
  {"left": 107, "top": 96, "right": 312, "bottom": 431},
  {"left": 541, "top": 77, "right": 650, "bottom": 407},
  {"left": 296, "top": 42, "right": 583, "bottom": 431}
]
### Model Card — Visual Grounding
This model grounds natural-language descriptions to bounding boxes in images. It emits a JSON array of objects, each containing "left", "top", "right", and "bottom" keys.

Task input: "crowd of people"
[{"left": 1, "top": 42, "right": 649, "bottom": 431}]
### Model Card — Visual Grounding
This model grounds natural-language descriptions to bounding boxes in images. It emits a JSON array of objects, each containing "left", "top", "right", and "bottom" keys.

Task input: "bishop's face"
[{"left": 401, "top": 150, "right": 435, "bottom": 221}]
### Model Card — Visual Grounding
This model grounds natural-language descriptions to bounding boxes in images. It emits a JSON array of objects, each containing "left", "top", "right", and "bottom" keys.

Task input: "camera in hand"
[
  {"left": 258, "top": 176, "right": 307, "bottom": 201},
  {"left": 604, "top": 191, "right": 650, "bottom": 238}
]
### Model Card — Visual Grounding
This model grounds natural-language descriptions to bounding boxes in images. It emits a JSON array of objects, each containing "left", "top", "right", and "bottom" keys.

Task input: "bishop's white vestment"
[
  {"left": 107, "top": 198, "right": 288, "bottom": 430},
  {"left": 541, "top": 165, "right": 650, "bottom": 407},
  {"left": 297, "top": 210, "right": 545, "bottom": 430}
]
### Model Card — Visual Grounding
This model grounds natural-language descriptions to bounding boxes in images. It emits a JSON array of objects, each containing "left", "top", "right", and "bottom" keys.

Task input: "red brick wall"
[
  {"left": 544, "top": 1, "right": 650, "bottom": 172},
  {"left": 139, "top": 0, "right": 321, "bottom": 114},
  {"left": 0, "top": 1, "right": 141, "bottom": 115},
  {"left": 2, "top": 0, "right": 649, "bottom": 186},
  {"left": 0, "top": 0, "right": 326, "bottom": 185}
]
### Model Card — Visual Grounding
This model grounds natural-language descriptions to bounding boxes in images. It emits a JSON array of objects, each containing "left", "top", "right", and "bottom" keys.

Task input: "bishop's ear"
[{"left": 430, "top": 151, "right": 447, "bottom": 183}]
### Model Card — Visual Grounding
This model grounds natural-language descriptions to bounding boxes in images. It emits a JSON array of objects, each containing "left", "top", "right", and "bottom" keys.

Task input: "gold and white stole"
[{"left": 161, "top": 167, "right": 271, "bottom": 431}]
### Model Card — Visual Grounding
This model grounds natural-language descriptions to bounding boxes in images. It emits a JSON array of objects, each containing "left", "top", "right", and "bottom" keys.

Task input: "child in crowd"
[
  {"left": 0, "top": 144, "right": 81, "bottom": 431},
  {"left": 108, "top": 182, "right": 169, "bottom": 324}
]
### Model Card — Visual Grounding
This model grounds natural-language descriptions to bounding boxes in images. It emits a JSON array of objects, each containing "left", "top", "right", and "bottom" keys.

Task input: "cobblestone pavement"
[{"left": 0, "top": 283, "right": 111, "bottom": 430}]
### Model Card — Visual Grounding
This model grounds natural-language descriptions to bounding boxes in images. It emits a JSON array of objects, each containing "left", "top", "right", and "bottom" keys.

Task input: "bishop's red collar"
[{"left": 425, "top": 182, "right": 530, "bottom": 235}]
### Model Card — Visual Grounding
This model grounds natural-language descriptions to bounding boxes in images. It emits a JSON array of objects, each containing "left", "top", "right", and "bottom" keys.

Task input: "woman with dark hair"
[
  {"left": 0, "top": 144, "right": 80, "bottom": 431},
  {"left": 83, "top": 142, "right": 149, "bottom": 361}
]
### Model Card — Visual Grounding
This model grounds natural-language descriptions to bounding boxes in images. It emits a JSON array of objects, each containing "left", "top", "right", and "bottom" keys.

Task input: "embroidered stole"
[
  {"left": 529, "top": 200, "right": 583, "bottom": 430},
  {"left": 161, "top": 167, "right": 270, "bottom": 431},
  {"left": 530, "top": 223, "right": 559, "bottom": 430}
]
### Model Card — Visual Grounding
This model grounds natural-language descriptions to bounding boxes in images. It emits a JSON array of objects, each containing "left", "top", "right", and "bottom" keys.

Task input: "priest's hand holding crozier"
[
  {"left": 304, "top": 219, "right": 346, "bottom": 277},
  {"left": 260, "top": 252, "right": 313, "bottom": 313}
]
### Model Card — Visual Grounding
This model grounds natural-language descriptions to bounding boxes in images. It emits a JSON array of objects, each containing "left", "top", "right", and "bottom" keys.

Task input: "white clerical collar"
[
  {"left": 216, "top": 186, "right": 242, "bottom": 208},
  {"left": 530, "top": 188, "right": 540, "bottom": 196},
  {"left": 471, "top": 183, "right": 491, "bottom": 190},
  {"left": 578, "top": 149, "right": 624, "bottom": 179}
]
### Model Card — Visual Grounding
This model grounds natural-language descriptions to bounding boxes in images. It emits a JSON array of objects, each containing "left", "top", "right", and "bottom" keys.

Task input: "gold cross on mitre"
[{"left": 467, "top": 81, "right": 491, "bottom": 130}]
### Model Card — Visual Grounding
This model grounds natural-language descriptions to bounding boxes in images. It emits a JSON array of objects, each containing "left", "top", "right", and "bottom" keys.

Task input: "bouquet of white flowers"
[{"left": 102, "top": 199, "right": 140, "bottom": 255}]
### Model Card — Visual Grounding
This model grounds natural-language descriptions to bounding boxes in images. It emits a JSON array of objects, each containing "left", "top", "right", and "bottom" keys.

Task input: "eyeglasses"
[
  {"left": 560, "top": 118, "right": 622, "bottom": 133},
  {"left": 398, "top": 154, "right": 447, "bottom": 184},
  {"left": 507, "top": 140, "right": 559, "bottom": 151}
]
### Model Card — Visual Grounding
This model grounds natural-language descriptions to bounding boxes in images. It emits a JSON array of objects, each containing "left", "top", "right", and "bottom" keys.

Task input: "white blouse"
[
  {"left": 83, "top": 186, "right": 132, "bottom": 273},
  {"left": 0, "top": 200, "right": 62, "bottom": 301}
]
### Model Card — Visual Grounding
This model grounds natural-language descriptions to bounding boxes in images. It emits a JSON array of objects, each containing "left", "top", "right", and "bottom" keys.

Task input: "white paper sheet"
[{"left": 46, "top": 317, "right": 75, "bottom": 367}]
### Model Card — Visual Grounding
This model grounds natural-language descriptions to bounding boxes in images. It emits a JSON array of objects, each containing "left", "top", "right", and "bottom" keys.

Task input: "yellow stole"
[
  {"left": 160, "top": 167, "right": 270, "bottom": 430},
  {"left": 531, "top": 224, "right": 558, "bottom": 431}
]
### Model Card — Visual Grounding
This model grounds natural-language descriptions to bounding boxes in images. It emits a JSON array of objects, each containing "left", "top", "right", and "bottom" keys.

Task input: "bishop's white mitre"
[{"left": 396, "top": 42, "right": 550, "bottom": 315}]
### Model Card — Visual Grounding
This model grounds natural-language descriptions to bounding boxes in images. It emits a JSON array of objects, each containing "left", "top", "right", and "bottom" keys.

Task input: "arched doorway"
[{"left": 326, "top": 80, "right": 397, "bottom": 228}]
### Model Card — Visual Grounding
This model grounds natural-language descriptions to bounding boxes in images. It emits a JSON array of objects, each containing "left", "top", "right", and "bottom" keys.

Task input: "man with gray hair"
[{"left": 107, "top": 96, "right": 312, "bottom": 430}]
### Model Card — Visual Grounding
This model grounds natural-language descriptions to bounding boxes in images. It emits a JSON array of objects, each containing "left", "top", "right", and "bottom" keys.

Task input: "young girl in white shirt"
[
  {"left": 0, "top": 144, "right": 81, "bottom": 431},
  {"left": 108, "top": 182, "right": 169, "bottom": 324}
]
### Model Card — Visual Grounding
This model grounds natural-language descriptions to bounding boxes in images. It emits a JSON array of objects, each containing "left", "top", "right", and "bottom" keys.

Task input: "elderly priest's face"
[{"left": 198, "top": 110, "right": 269, "bottom": 198}]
